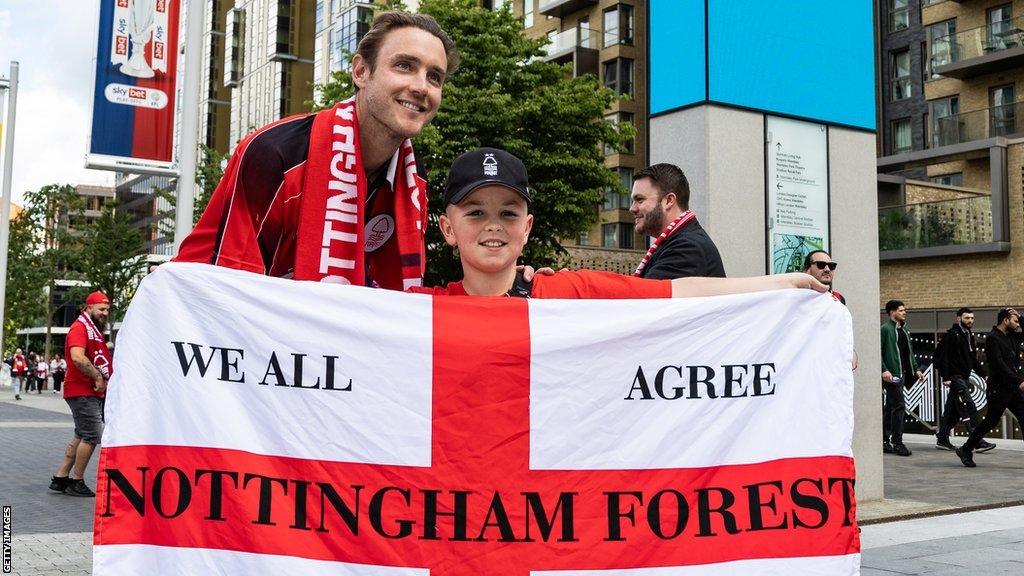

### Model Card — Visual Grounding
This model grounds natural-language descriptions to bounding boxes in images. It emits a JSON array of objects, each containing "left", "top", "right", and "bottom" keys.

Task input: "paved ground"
[
  {"left": 861, "top": 507, "right": 1024, "bottom": 575},
  {"left": 4, "top": 389, "right": 1024, "bottom": 574}
]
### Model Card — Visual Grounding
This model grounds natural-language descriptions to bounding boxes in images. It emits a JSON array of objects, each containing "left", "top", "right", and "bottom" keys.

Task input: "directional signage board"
[{"left": 765, "top": 116, "right": 830, "bottom": 274}]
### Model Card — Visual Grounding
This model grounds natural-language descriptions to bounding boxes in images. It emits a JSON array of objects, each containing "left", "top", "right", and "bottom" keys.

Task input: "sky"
[{"left": 0, "top": 0, "right": 116, "bottom": 206}]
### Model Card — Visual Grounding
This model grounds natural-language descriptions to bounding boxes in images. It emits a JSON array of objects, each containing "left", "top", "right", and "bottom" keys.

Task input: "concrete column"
[{"left": 650, "top": 105, "right": 884, "bottom": 500}]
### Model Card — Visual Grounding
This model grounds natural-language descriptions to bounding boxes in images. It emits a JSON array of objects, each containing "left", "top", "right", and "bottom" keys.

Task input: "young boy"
[{"left": 411, "top": 148, "right": 826, "bottom": 298}]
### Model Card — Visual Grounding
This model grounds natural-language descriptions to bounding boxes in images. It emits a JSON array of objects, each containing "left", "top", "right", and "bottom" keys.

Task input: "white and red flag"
[{"left": 95, "top": 262, "right": 859, "bottom": 575}]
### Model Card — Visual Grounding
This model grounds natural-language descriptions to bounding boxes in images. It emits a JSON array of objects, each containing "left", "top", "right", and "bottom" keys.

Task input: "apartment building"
[
  {"left": 876, "top": 0, "right": 1024, "bottom": 334},
  {"left": 199, "top": 0, "right": 234, "bottom": 152},
  {"left": 517, "top": 0, "right": 646, "bottom": 259},
  {"left": 312, "top": 0, "right": 375, "bottom": 91},
  {"left": 224, "top": 0, "right": 316, "bottom": 145}
]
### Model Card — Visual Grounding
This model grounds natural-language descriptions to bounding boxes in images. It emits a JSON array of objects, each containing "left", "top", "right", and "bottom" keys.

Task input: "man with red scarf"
[
  {"left": 175, "top": 12, "right": 458, "bottom": 289},
  {"left": 49, "top": 291, "right": 112, "bottom": 497},
  {"left": 629, "top": 163, "right": 726, "bottom": 280}
]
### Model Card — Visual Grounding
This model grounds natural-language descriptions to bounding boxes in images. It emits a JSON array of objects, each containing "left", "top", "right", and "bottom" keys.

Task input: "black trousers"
[
  {"left": 963, "top": 386, "right": 1024, "bottom": 452},
  {"left": 883, "top": 381, "right": 906, "bottom": 445},
  {"left": 937, "top": 375, "right": 979, "bottom": 439}
]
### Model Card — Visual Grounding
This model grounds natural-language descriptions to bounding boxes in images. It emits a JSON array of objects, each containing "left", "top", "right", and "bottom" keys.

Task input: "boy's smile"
[{"left": 441, "top": 185, "right": 534, "bottom": 279}]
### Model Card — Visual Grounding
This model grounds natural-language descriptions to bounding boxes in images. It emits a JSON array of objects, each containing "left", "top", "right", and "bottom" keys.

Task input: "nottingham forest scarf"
[
  {"left": 633, "top": 210, "right": 697, "bottom": 277},
  {"left": 76, "top": 311, "right": 113, "bottom": 383},
  {"left": 294, "top": 97, "right": 427, "bottom": 288}
]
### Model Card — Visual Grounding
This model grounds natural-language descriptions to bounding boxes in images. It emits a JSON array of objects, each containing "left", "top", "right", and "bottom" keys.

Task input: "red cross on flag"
[{"left": 94, "top": 263, "right": 859, "bottom": 575}]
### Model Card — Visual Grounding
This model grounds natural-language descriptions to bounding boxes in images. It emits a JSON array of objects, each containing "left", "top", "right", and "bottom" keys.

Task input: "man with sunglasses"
[
  {"left": 802, "top": 250, "right": 843, "bottom": 304},
  {"left": 804, "top": 250, "right": 858, "bottom": 371}
]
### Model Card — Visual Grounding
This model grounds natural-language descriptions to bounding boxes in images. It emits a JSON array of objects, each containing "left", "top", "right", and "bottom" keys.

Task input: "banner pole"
[
  {"left": 173, "top": 0, "right": 203, "bottom": 253},
  {"left": 0, "top": 61, "right": 19, "bottom": 349}
]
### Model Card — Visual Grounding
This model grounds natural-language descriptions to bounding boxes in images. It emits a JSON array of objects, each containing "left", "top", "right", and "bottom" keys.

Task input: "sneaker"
[
  {"left": 883, "top": 442, "right": 894, "bottom": 454},
  {"left": 893, "top": 444, "right": 912, "bottom": 457},
  {"left": 956, "top": 447, "right": 976, "bottom": 468},
  {"left": 935, "top": 437, "right": 956, "bottom": 451},
  {"left": 48, "top": 476, "right": 70, "bottom": 493},
  {"left": 976, "top": 440, "right": 997, "bottom": 453},
  {"left": 64, "top": 478, "right": 95, "bottom": 497}
]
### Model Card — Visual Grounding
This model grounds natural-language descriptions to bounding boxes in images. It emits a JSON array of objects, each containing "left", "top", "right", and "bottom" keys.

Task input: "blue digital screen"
[
  {"left": 649, "top": 0, "right": 706, "bottom": 115},
  {"left": 649, "top": 0, "right": 876, "bottom": 130}
]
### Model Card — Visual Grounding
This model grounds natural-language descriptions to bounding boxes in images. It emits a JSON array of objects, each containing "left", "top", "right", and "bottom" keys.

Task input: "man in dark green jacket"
[{"left": 881, "top": 300, "right": 923, "bottom": 456}]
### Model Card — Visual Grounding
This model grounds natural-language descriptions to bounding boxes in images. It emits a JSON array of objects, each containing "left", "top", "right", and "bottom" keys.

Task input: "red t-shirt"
[
  {"left": 63, "top": 321, "right": 103, "bottom": 399},
  {"left": 410, "top": 270, "right": 671, "bottom": 299}
]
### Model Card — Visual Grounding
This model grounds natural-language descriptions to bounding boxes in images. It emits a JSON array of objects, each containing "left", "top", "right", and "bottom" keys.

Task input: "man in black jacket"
[
  {"left": 629, "top": 164, "right": 726, "bottom": 279},
  {"left": 934, "top": 308, "right": 995, "bottom": 452},
  {"left": 957, "top": 308, "right": 1024, "bottom": 467}
]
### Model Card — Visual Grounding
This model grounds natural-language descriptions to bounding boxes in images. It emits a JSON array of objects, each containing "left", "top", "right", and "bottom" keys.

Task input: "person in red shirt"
[
  {"left": 6, "top": 347, "right": 28, "bottom": 400},
  {"left": 50, "top": 291, "right": 113, "bottom": 497},
  {"left": 411, "top": 148, "right": 826, "bottom": 299},
  {"left": 175, "top": 11, "right": 458, "bottom": 289}
]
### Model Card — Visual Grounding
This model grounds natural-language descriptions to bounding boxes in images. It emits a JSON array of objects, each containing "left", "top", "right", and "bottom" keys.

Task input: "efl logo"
[
  {"left": 115, "top": 36, "right": 128, "bottom": 56},
  {"left": 117, "top": 0, "right": 129, "bottom": 7},
  {"left": 153, "top": 42, "right": 164, "bottom": 60},
  {"left": 156, "top": 0, "right": 167, "bottom": 12},
  {"left": 129, "top": 88, "right": 147, "bottom": 100}
]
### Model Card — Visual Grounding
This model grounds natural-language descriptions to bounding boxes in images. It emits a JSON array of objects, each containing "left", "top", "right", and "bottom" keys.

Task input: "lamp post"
[{"left": 0, "top": 61, "right": 20, "bottom": 348}]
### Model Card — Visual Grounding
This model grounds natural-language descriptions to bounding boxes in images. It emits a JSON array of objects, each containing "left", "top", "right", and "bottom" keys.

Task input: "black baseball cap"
[{"left": 443, "top": 147, "right": 531, "bottom": 207}]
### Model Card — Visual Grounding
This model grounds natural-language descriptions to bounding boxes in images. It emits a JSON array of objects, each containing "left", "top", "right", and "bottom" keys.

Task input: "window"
[
  {"left": 927, "top": 19, "right": 956, "bottom": 78},
  {"left": 315, "top": 0, "right": 324, "bottom": 33},
  {"left": 930, "top": 95, "right": 960, "bottom": 147},
  {"left": 333, "top": 4, "right": 373, "bottom": 69},
  {"left": 891, "top": 117, "right": 911, "bottom": 154},
  {"left": 602, "top": 223, "right": 634, "bottom": 249},
  {"left": 603, "top": 112, "right": 635, "bottom": 156},
  {"left": 890, "top": 50, "right": 911, "bottom": 101},
  {"left": 603, "top": 168, "right": 634, "bottom": 209},
  {"left": 889, "top": 0, "right": 909, "bottom": 33},
  {"left": 920, "top": 42, "right": 928, "bottom": 85},
  {"left": 990, "top": 84, "right": 1016, "bottom": 136},
  {"left": 603, "top": 58, "right": 633, "bottom": 95},
  {"left": 579, "top": 17, "right": 591, "bottom": 47},
  {"left": 930, "top": 173, "right": 963, "bottom": 187},
  {"left": 578, "top": 230, "right": 590, "bottom": 246},
  {"left": 224, "top": 8, "right": 244, "bottom": 87},
  {"left": 603, "top": 5, "right": 634, "bottom": 47},
  {"left": 987, "top": 4, "right": 1012, "bottom": 50},
  {"left": 523, "top": 0, "right": 534, "bottom": 28}
]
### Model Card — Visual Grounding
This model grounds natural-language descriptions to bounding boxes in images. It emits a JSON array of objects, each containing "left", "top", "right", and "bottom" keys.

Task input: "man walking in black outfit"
[
  {"left": 957, "top": 308, "right": 1024, "bottom": 467},
  {"left": 934, "top": 308, "right": 995, "bottom": 452}
]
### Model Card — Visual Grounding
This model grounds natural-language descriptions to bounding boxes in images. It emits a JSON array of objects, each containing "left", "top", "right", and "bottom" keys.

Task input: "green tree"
[
  {"left": 78, "top": 202, "right": 146, "bottom": 328},
  {"left": 194, "top": 144, "right": 227, "bottom": 224},
  {"left": 3, "top": 184, "right": 86, "bottom": 356},
  {"left": 311, "top": 0, "right": 632, "bottom": 284}
]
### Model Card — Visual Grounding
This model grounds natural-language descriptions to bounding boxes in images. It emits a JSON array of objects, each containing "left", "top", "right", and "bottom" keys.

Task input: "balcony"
[
  {"left": 880, "top": 196, "right": 992, "bottom": 252},
  {"left": 538, "top": 0, "right": 598, "bottom": 19},
  {"left": 930, "top": 102, "right": 1023, "bottom": 148},
  {"left": 544, "top": 27, "right": 599, "bottom": 77},
  {"left": 931, "top": 16, "right": 1024, "bottom": 78}
]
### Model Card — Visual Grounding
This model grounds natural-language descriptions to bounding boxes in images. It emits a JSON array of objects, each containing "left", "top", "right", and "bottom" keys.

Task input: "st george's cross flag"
[{"left": 94, "top": 262, "right": 859, "bottom": 575}]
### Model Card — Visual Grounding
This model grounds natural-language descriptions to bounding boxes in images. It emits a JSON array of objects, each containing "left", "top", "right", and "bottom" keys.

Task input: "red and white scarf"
[
  {"left": 294, "top": 97, "right": 427, "bottom": 288},
  {"left": 633, "top": 210, "right": 697, "bottom": 277},
  {"left": 77, "top": 311, "right": 113, "bottom": 381}
]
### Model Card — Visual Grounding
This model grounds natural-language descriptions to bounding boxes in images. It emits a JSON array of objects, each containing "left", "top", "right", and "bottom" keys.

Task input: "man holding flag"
[{"left": 175, "top": 11, "right": 457, "bottom": 290}]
